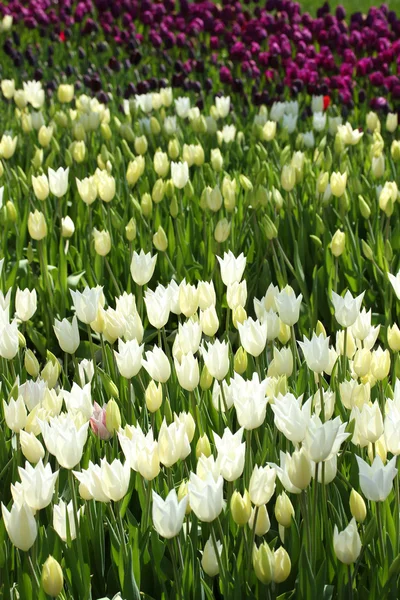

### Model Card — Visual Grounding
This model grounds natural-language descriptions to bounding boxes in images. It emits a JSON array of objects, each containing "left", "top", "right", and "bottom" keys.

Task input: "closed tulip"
[
  {"left": 92, "top": 229, "right": 111, "bottom": 256},
  {"left": 76, "top": 176, "right": 97, "bottom": 205},
  {"left": 333, "top": 519, "right": 361, "bottom": 564},
  {"left": 174, "top": 353, "right": 199, "bottom": 391},
  {"left": 171, "top": 161, "right": 189, "bottom": 189},
  {"left": 231, "top": 490, "right": 251, "bottom": 525},
  {"left": 201, "top": 339, "right": 229, "bottom": 380},
  {"left": 142, "top": 346, "right": 171, "bottom": 383},
  {"left": 253, "top": 542, "right": 275, "bottom": 584},
  {"left": 3, "top": 396, "right": 27, "bottom": 432},
  {"left": 41, "top": 556, "right": 64, "bottom": 597},
  {"left": 275, "top": 492, "right": 295, "bottom": 528},
  {"left": 349, "top": 489, "right": 367, "bottom": 524},
  {"left": 114, "top": 338, "right": 143, "bottom": 379},
  {"left": 287, "top": 448, "right": 312, "bottom": 490},
  {"left": 152, "top": 489, "right": 188, "bottom": 538},
  {"left": 53, "top": 315, "right": 80, "bottom": 354},
  {"left": 2, "top": 501, "right": 37, "bottom": 551},
  {"left": 230, "top": 372, "right": 268, "bottom": 430},
  {"left": 249, "top": 465, "right": 276, "bottom": 506},
  {"left": 215, "top": 426, "right": 246, "bottom": 482},
  {"left": 28, "top": 210, "right": 47, "bottom": 240},
  {"left": 188, "top": 471, "right": 224, "bottom": 522},
  {"left": 158, "top": 418, "right": 191, "bottom": 467},
  {"left": 48, "top": 166, "right": 69, "bottom": 198},
  {"left": 32, "top": 174, "right": 49, "bottom": 201},
  {"left": 202, "top": 537, "right": 222, "bottom": 576},
  {"left": 130, "top": 250, "right": 157, "bottom": 286},
  {"left": 20, "top": 430, "right": 45, "bottom": 463},
  {"left": 330, "top": 171, "right": 347, "bottom": 197},
  {"left": 237, "top": 317, "right": 267, "bottom": 357},
  {"left": 275, "top": 286, "right": 302, "bottom": 326}
]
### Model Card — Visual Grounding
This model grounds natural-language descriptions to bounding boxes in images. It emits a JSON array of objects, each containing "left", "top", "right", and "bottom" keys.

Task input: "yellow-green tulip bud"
[
  {"left": 253, "top": 542, "right": 275, "bottom": 584},
  {"left": 233, "top": 306, "right": 247, "bottom": 329},
  {"left": 57, "top": 83, "right": 74, "bottom": 103},
  {"left": 125, "top": 217, "right": 137, "bottom": 241},
  {"left": 391, "top": 140, "right": 400, "bottom": 161},
  {"left": 105, "top": 399, "right": 121, "bottom": 434},
  {"left": 231, "top": 490, "right": 251, "bottom": 526},
  {"left": 200, "top": 365, "right": 213, "bottom": 390},
  {"left": 178, "top": 480, "right": 191, "bottom": 514},
  {"left": 6, "top": 200, "right": 17, "bottom": 223},
  {"left": 214, "top": 218, "right": 231, "bottom": 243},
  {"left": 72, "top": 140, "right": 86, "bottom": 163},
  {"left": 331, "top": 229, "right": 345, "bottom": 257},
  {"left": 239, "top": 174, "right": 253, "bottom": 192},
  {"left": 361, "top": 240, "right": 373, "bottom": 261},
  {"left": 168, "top": 139, "right": 180, "bottom": 160},
  {"left": 41, "top": 556, "right": 64, "bottom": 597},
  {"left": 18, "top": 331, "right": 26, "bottom": 348},
  {"left": 145, "top": 380, "right": 163, "bottom": 413},
  {"left": 150, "top": 117, "right": 161, "bottom": 135},
  {"left": 152, "top": 179, "right": 165, "bottom": 204},
  {"left": 388, "top": 324, "right": 400, "bottom": 352},
  {"left": 169, "top": 196, "right": 179, "bottom": 218},
  {"left": 273, "top": 547, "right": 291, "bottom": 583},
  {"left": 25, "top": 349, "right": 40, "bottom": 378},
  {"left": 196, "top": 433, "right": 212, "bottom": 459},
  {"left": 274, "top": 492, "right": 294, "bottom": 528},
  {"left": 349, "top": 489, "right": 367, "bottom": 523},
  {"left": 135, "top": 135, "right": 148, "bottom": 155},
  {"left": 141, "top": 192, "right": 153, "bottom": 217},
  {"left": 358, "top": 195, "right": 371, "bottom": 219},
  {"left": 100, "top": 123, "right": 112, "bottom": 141},
  {"left": 234, "top": 347, "right": 248, "bottom": 375},
  {"left": 153, "top": 226, "right": 168, "bottom": 252}
]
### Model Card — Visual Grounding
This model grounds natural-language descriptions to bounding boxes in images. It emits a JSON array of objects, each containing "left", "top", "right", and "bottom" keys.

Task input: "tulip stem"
[
  {"left": 342, "top": 328, "right": 348, "bottom": 380},
  {"left": 169, "top": 537, "right": 183, "bottom": 599},
  {"left": 396, "top": 457, "right": 400, "bottom": 554},
  {"left": 376, "top": 501, "right": 386, "bottom": 562},
  {"left": 247, "top": 505, "right": 259, "bottom": 580},
  {"left": 318, "top": 374, "right": 325, "bottom": 422},
  {"left": 347, "top": 565, "right": 353, "bottom": 600},
  {"left": 211, "top": 525, "right": 226, "bottom": 594},
  {"left": 313, "top": 463, "right": 319, "bottom": 567},
  {"left": 68, "top": 470, "right": 85, "bottom": 589},
  {"left": 105, "top": 257, "right": 122, "bottom": 296}
]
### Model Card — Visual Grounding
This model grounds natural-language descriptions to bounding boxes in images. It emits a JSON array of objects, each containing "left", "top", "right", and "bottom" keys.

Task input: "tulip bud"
[
  {"left": 41, "top": 556, "right": 64, "bottom": 597},
  {"left": 211, "top": 148, "right": 223, "bottom": 172},
  {"left": 152, "top": 179, "right": 165, "bottom": 204},
  {"left": 92, "top": 229, "right": 111, "bottom": 257},
  {"left": 331, "top": 229, "right": 345, "bottom": 257},
  {"left": 353, "top": 348, "right": 371, "bottom": 378},
  {"left": 262, "top": 215, "right": 278, "bottom": 240},
  {"left": 168, "top": 139, "right": 180, "bottom": 160},
  {"left": 214, "top": 218, "right": 231, "bottom": 243},
  {"left": 233, "top": 306, "right": 247, "bottom": 329},
  {"left": 105, "top": 399, "right": 121, "bottom": 435},
  {"left": 18, "top": 331, "right": 26, "bottom": 349},
  {"left": 14, "top": 90, "right": 27, "bottom": 109},
  {"left": 372, "top": 154, "right": 385, "bottom": 178},
  {"left": 72, "top": 140, "right": 86, "bottom": 163},
  {"left": 288, "top": 448, "right": 312, "bottom": 490},
  {"left": 281, "top": 165, "right": 296, "bottom": 192},
  {"left": 349, "top": 489, "right": 367, "bottom": 523},
  {"left": 275, "top": 492, "right": 295, "bottom": 528},
  {"left": 141, "top": 193, "right": 153, "bottom": 217},
  {"left": 249, "top": 505, "right": 271, "bottom": 536},
  {"left": 178, "top": 480, "right": 191, "bottom": 515},
  {"left": 20, "top": 430, "right": 45, "bottom": 463},
  {"left": 28, "top": 210, "right": 47, "bottom": 240},
  {"left": 170, "top": 196, "right": 179, "bottom": 218},
  {"left": 234, "top": 347, "right": 248, "bottom": 375},
  {"left": 239, "top": 174, "right": 253, "bottom": 192},
  {"left": 388, "top": 324, "right": 400, "bottom": 352},
  {"left": 391, "top": 140, "right": 400, "bottom": 162},
  {"left": 145, "top": 380, "right": 163, "bottom": 413},
  {"left": 41, "top": 359, "right": 60, "bottom": 389},
  {"left": 38, "top": 125, "right": 53, "bottom": 148},
  {"left": 317, "top": 172, "right": 329, "bottom": 194},
  {"left": 135, "top": 135, "right": 148, "bottom": 156},
  {"left": 278, "top": 321, "right": 291, "bottom": 345},
  {"left": 153, "top": 226, "right": 168, "bottom": 252},
  {"left": 253, "top": 541, "right": 275, "bottom": 584},
  {"left": 273, "top": 547, "right": 291, "bottom": 583},
  {"left": 200, "top": 365, "right": 213, "bottom": 391},
  {"left": 330, "top": 171, "right": 347, "bottom": 197},
  {"left": 202, "top": 537, "right": 222, "bottom": 577},
  {"left": 231, "top": 490, "right": 252, "bottom": 526},
  {"left": 196, "top": 434, "right": 211, "bottom": 459},
  {"left": 58, "top": 84, "right": 74, "bottom": 103},
  {"left": 61, "top": 216, "right": 75, "bottom": 238},
  {"left": 24, "top": 349, "right": 40, "bottom": 378},
  {"left": 361, "top": 239, "right": 373, "bottom": 261},
  {"left": 6, "top": 201, "right": 17, "bottom": 223},
  {"left": 367, "top": 436, "right": 387, "bottom": 464},
  {"left": 150, "top": 117, "right": 161, "bottom": 135},
  {"left": 125, "top": 217, "right": 137, "bottom": 241},
  {"left": 366, "top": 111, "right": 379, "bottom": 132}
]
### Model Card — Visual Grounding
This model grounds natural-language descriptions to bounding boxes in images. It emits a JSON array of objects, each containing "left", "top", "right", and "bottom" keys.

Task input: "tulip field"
[{"left": 2, "top": 1, "right": 400, "bottom": 598}]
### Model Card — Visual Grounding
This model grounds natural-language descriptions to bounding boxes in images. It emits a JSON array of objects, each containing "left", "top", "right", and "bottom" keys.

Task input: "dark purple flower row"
[{"left": 1, "top": 0, "right": 400, "bottom": 111}]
